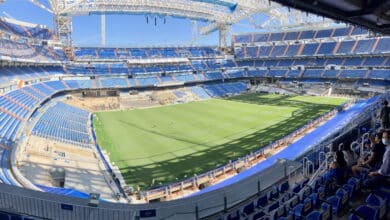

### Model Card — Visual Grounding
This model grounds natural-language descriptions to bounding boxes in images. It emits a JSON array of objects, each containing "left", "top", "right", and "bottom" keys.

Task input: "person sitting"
[
  {"left": 324, "top": 150, "right": 349, "bottom": 186},
  {"left": 340, "top": 143, "right": 358, "bottom": 167},
  {"left": 352, "top": 132, "right": 386, "bottom": 176},
  {"left": 363, "top": 130, "right": 390, "bottom": 189}
]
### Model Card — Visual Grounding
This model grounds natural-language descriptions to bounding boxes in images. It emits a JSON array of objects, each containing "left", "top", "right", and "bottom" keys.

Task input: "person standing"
[{"left": 380, "top": 100, "right": 390, "bottom": 129}]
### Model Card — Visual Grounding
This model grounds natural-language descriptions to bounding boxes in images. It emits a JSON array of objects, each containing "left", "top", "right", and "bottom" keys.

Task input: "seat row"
[
  {"left": 233, "top": 26, "right": 368, "bottom": 45},
  {"left": 74, "top": 46, "right": 221, "bottom": 59},
  {"left": 203, "top": 82, "right": 247, "bottom": 97},
  {"left": 219, "top": 168, "right": 388, "bottom": 220},
  {"left": 31, "top": 102, "right": 92, "bottom": 148},
  {"left": 235, "top": 38, "right": 390, "bottom": 59}
]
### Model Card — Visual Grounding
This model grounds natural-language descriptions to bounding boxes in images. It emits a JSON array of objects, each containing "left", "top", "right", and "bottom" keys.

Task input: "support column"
[
  {"left": 218, "top": 24, "right": 227, "bottom": 49},
  {"left": 55, "top": 14, "right": 74, "bottom": 60},
  {"left": 101, "top": 14, "right": 106, "bottom": 46}
]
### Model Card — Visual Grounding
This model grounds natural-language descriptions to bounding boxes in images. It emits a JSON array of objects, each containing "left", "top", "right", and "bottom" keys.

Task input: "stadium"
[{"left": 0, "top": 0, "right": 389, "bottom": 219}]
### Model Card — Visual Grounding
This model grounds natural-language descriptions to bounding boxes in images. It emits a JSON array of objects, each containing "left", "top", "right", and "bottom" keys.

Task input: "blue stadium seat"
[
  {"left": 373, "top": 187, "right": 390, "bottom": 207},
  {"left": 285, "top": 194, "right": 298, "bottom": 208},
  {"left": 252, "top": 210, "right": 266, "bottom": 220},
  {"left": 365, "top": 193, "right": 387, "bottom": 219},
  {"left": 268, "top": 186, "right": 280, "bottom": 201},
  {"left": 298, "top": 186, "right": 312, "bottom": 201},
  {"left": 269, "top": 205, "right": 287, "bottom": 220},
  {"left": 292, "top": 183, "right": 302, "bottom": 194},
  {"left": 305, "top": 211, "right": 321, "bottom": 220},
  {"left": 291, "top": 197, "right": 313, "bottom": 218},
  {"left": 335, "top": 188, "right": 349, "bottom": 209},
  {"left": 242, "top": 201, "right": 255, "bottom": 216},
  {"left": 308, "top": 193, "right": 320, "bottom": 209},
  {"left": 347, "top": 177, "right": 361, "bottom": 193},
  {"left": 326, "top": 195, "right": 342, "bottom": 215},
  {"left": 348, "top": 205, "right": 379, "bottom": 220},
  {"left": 256, "top": 194, "right": 269, "bottom": 209},
  {"left": 341, "top": 184, "right": 354, "bottom": 199},
  {"left": 279, "top": 181, "right": 290, "bottom": 194},
  {"left": 226, "top": 210, "right": 240, "bottom": 220},
  {"left": 267, "top": 201, "right": 280, "bottom": 213}
]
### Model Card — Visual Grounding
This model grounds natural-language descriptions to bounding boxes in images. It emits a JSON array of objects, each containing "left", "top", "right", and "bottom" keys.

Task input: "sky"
[{"left": 0, "top": 0, "right": 269, "bottom": 47}]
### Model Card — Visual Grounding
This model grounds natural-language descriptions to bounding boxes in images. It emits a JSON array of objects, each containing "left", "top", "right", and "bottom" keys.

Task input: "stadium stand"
[
  {"left": 74, "top": 46, "right": 221, "bottom": 60},
  {"left": 175, "top": 74, "right": 195, "bottom": 82},
  {"left": 0, "top": 6, "right": 389, "bottom": 219},
  {"left": 203, "top": 82, "right": 247, "bottom": 97},
  {"left": 191, "top": 86, "right": 211, "bottom": 99},
  {"left": 0, "top": 17, "right": 65, "bottom": 64},
  {"left": 208, "top": 95, "right": 390, "bottom": 220},
  {"left": 0, "top": 17, "right": 54, "bottom": 40},
  {"left": 32, "top": 102, "right": 91, "bottom": 148},
  {"left": 100, "top": 77, "right": 128, "bottom": 88}
]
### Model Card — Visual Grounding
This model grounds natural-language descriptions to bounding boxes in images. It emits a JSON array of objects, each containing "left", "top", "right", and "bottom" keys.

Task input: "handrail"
[
  {"left": 360, "top": 132, "right": 370, "bottom": 159},
  {"left": 305, "top": 93, "right": 387, "bottom": 186}
]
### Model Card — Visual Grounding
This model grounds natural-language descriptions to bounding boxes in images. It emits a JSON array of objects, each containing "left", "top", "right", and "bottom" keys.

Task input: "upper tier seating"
[
  {"left": 0, "top": 17, "right": 53, "bottom": 40},
  {"left": 0, "top": 66, "right": 64, "bottom": 85},
  {"left": 232, "top": 26, "right": 369, "bottom": 44},
  {"left": 368, "top": 69, "right": 390, "bottom": 80},
  {"left": 234, "top": 37, "right": 390, "bottom": 59},
  {"left": 74, "top": 46, "right": 221, "bottom": 59},
  {"left": 0, "top": 37, "right": 65, "bottom": 63},
  {"left": 0, "top": 17, "right": 64, "bottom": 64}
]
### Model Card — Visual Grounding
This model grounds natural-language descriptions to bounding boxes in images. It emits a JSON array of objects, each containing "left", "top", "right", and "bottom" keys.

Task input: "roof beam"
[
  {"left": 57, "top": 0, "right": 231, "bottom": 23},
  {"left": 345, "top": 0, "right": 388, "bottom": 18},
  {"left": 271, "top": 0, "right": 390, "bottom": 34}
]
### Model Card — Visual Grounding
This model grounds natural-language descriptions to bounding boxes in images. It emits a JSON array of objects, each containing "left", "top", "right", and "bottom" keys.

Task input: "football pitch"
[{"left": 93, "top": 94, "right": 347, "bottom": 189}]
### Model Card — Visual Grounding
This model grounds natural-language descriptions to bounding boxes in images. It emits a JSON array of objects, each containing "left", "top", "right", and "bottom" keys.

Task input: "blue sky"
[{"left": 0, "top": 0, "right": 266, "bottom": 47}]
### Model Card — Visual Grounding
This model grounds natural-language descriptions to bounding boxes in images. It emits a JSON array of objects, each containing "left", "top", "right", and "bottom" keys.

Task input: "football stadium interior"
[{"left": 0, "top": 0, "right": 389, "bottom": 219}]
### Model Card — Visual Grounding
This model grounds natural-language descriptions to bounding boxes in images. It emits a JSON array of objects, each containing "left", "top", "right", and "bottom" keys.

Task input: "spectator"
[
  {"left": 324, "top": 150, "right": 348, "bottom": 185},
  {"left": 380, "top": 100, "right": 390, "bottom": 129},
  {"left": 363, "top": 130, "right": 390, "bottom": 189},
  {"left": 351, "top": 132, "right": 386, "bottom": 176},
  {"left": 340, "top": 143, "right": 358, "bottom": 167}
]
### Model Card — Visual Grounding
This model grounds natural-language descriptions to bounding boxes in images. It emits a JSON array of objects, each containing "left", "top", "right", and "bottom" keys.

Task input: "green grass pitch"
[{"left": 93, "top": 94, "right": 347, "bottom": 189}]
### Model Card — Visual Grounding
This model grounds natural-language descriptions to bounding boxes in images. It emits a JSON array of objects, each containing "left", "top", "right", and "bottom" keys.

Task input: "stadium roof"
[
  {"left": 46, "top": 0, "right": 289, "bottom": 47},
  {"left": 48, "top": 0, "right": 274, "bottom": 27},
  {"left": 271, "top": 0, "right": 390, "bottom": 35}
]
